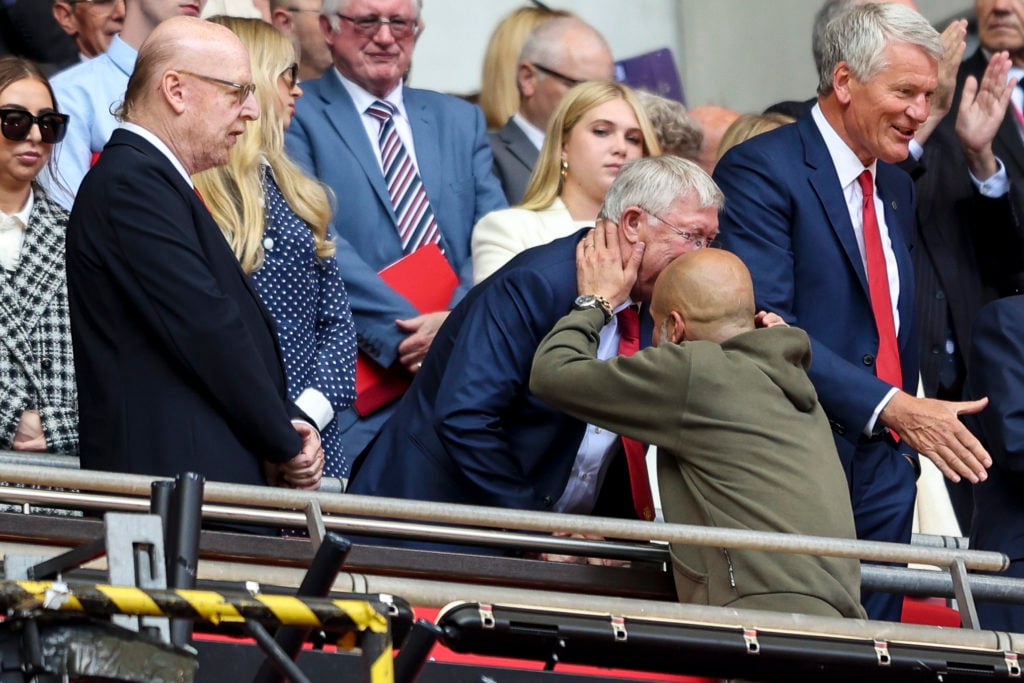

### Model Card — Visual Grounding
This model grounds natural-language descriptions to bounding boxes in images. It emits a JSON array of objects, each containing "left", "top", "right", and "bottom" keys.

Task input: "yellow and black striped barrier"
[{"left": 0, "top": 580, "right": 394, "bottom": 682}]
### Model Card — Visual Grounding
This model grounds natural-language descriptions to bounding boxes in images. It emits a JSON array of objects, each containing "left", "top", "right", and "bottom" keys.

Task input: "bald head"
[
  {"left": 688, "top": 105, "right": 740, "bottom": 174},
  {"left": 650, "top": 249, "right": 755, "bottom": 345},
  {"left": 121, "top": 16, "right": 259, "bottom": 174}
]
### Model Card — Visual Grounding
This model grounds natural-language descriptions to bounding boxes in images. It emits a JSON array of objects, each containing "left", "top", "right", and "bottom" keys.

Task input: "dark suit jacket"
[
  {"left": 965, "top": 295, "right": 1024, "bottom": 562},
  {"left": 714, "top": 115, "right": 921, "bottom": 577},
  {"left": 66, "top": 129, "right": 303, "bottom": 485},
  {"left": 348, "top": 230, "right": 641, "bottom": 516},
  {"left": 489, "top": 117, "right": 539, "bottom": 205},
  {"left": 913, "top": 49, "right": 1024, "bottom": 398},
  {"left": 285, "top": 70, "right": 507, "bottom": 462}
]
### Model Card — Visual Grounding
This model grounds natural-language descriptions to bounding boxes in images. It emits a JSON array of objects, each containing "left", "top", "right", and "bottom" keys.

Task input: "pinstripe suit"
[{"left": 0, "top": 188, "right": 77, "bottom": 454}]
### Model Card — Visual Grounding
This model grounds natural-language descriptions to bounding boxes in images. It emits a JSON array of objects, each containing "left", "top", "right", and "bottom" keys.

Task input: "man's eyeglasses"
[
  {"left": 68, "top": 0, "right": 119, "bottom": 7},
  {"left": 177, "top": 70, "right": 256, "bottom": 106},
  {"left": 0, "top": 109, "right": 69, "bottom": 144},
  {"left": 336, "top": 13, "right": 420, "bottom": 39},
  {"left": 531, "top": 63, "right": 583, "bottom": 88},
  {"left": 646, "top": 211, "right": 719, "bottom": 250},
  {"left": 280, "top": 63, "right": 299, "bottom": 89}
]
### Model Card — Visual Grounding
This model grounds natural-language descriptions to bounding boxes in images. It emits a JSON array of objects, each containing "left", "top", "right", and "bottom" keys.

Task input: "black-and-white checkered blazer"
[{"left": 0, "top": 187, "right": 77, "bottom": 454}]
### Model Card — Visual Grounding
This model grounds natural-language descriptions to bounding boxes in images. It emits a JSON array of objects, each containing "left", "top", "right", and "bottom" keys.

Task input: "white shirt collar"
[
  {"left": 512, "top": 111, "right": 546, "bottom": 151},
  {"left": 335, "top": 68, "right": 407, "bottom": 119},
  {"left": 811, "top": 102, "right": 877, "bottom": 188},
  {"left": 120, "top": 121, "right": 194, "bottom": 187},
  {"left": 5, "top": 186, "right": 33, "bottom": 227}
]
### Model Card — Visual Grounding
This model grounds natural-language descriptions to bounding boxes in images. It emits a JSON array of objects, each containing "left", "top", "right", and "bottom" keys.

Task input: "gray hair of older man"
[
  {"left": 322, "top": 0, "right": 423, "bottom": 30},
  {"left": 636, "top": 90, "right": 703, "bottom": 160},
  {"left": 598, "top": 155, "right": 723, "bottom": 224},
  {"left": 817, "top": 2, "right": 941, "bottom": 96},
  {"left": 812, "top": 0, "right": 858, "bottom": 76},
  {"left": 518, "top": 16, "right": 609, "bottom": 69}
]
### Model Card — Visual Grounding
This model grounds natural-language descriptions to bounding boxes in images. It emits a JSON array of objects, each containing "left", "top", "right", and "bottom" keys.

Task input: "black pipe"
[
  {"left": 252, "top": 532, "right": 352, "bottom": 683},
  {"left": 166, "top": 472, "right": 204, "bottom": 648},
  {"left": 394, "top": 618, "right": 443, "bottom": 683}
]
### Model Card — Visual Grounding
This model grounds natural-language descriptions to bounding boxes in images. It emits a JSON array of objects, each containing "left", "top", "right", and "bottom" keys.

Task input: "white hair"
[
  {"left": 817, "top": 2, "right": 941, "bottom": 96},
  {"left": 599, "top": 156, "right": 724, "bottom": 223}
]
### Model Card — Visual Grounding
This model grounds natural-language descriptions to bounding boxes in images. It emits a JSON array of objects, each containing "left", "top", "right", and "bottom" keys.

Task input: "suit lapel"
[
  {"left": 405, "top": 88, "right": 442, "bottom": 211},
  {"left": 498, "top": 119, "right": 539, "bottom": 170},
  {"left": 8, "top": 197, "right": 65, "bottom": 335},
  {"left": 799, "top": 117, "right": 870, "bottom": 297},
  {"left": 0, "top": 196, "right": 64, "bottom": 396},
  {"left": 317, "top": 72, "right": 396, "bottom": 223}
]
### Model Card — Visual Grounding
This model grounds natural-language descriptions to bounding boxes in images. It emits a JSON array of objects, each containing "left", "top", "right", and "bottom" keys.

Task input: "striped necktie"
[{"left": 366, "top": 100, "right": 441, "bottom": 254}]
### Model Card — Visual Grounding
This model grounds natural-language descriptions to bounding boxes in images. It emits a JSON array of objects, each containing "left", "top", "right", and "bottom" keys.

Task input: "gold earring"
[{"left": 560, "top": 159, "right": 568, "bottom": 179}]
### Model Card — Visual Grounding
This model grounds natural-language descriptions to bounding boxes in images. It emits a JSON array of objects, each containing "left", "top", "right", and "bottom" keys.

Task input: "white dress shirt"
[
  {"left": 553, "top": 298, "right": 636, "bottom": 515},
  {"left": 336, "top": 69, "right": 423, "bottom": 173},
  {"left": 0, "top": 188, "right": 33, "bottom": 272}
]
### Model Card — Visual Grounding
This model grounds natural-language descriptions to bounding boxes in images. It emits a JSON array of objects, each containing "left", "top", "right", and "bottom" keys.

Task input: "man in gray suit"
[{"left": 490, "top": 15, "right": 613, "bottom": 205}]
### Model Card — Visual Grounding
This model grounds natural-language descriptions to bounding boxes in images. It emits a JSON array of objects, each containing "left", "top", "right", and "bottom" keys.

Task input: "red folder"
[{"left": 353, "top": 244, "right": 458, "bottom": 416}]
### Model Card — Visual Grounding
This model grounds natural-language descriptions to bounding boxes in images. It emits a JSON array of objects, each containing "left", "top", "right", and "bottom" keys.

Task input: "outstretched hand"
[
  {"left": 880, "top": 392, "right": 992, "bottom": 483},
  {"left": 576, "top": 219, "right": 644, "bottom": 309}
]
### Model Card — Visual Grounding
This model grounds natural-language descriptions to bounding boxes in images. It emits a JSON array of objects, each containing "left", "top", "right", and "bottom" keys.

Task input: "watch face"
[{"left": 574, "top": 295, "right": 598, "bottom": 308}]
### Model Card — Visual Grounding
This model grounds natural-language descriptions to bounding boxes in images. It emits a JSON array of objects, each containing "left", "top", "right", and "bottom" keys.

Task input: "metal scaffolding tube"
[{"left": 0, "top": 464, "right": 1007, "bottom": 571}]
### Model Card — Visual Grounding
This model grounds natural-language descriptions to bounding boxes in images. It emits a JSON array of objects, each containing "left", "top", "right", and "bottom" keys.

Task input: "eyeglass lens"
[{"left": 0, "top": 109, "right": 69, "bottom": 144}]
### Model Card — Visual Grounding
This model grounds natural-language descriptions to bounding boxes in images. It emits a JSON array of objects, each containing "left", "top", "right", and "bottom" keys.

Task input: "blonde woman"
[
  {"left": 472, "top": 81, "right": 660, "bottom": 283},
  {"left": 195, "top": 17, "right": 357, "bottom": 481}
]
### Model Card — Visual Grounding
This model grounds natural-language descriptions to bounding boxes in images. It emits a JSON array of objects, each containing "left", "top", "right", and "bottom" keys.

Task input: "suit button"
[
  {"left": 829, "top": 419, "right": 846, "bottom": 435},
  {"left": 935, "top": 290, "right": 945, "bottom": 300},
  {"left": 931, "top": 345, "right": 942, "bottom": 355},
  {"left": 40, "top": 357, "right": 52, "bottom": 369},
  {"left": 542, "top": 496, "right": 553, "bottom": 507},
  {"left": 862, "top": 354, "right": 875, "bottom": 366}
]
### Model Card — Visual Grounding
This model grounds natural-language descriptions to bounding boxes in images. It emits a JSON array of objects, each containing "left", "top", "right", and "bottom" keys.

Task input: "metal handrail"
[{"left": 0, "top": 461, "right": 1007, "bottom": 571}]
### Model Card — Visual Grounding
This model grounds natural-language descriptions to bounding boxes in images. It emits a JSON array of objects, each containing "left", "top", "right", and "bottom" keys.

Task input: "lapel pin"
[{"left": 891, "top": 200, "right": 898, "bottom": 210}]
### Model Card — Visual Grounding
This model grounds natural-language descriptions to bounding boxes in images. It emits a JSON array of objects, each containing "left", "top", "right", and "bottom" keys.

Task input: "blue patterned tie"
[{"left": 366, "top": 100, "right": 441, "bottom": 254}]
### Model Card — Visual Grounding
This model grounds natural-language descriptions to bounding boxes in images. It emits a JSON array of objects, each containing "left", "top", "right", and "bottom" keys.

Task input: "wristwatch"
[{"left": 573, "top": 294, "right": 613, "bottom": 324}]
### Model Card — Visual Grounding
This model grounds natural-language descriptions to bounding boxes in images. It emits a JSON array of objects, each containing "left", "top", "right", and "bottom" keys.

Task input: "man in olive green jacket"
[{"left": 530, "top": 224, "right": 865, "bottom": 619}]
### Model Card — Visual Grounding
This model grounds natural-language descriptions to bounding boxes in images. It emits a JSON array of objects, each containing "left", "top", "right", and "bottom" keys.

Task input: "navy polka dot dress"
[{"left": 251, "top": 169, "right": 357, "bottom": 478}]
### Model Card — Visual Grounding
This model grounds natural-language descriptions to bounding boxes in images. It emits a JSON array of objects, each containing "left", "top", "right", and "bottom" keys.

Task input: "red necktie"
[
  {"left": 193, "top": 186, "right": 208, "bottom": 211},
  {"left": 857, "top": 170, "right": 902, "bottom": 390},
  {"left": 616, "top": 306, "right": 656, "bottom": 521}
]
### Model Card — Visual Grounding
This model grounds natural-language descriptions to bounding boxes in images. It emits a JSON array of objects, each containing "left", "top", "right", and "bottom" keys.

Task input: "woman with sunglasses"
[
  {"left": 194, "top": 17, "right": 357, "bottom": 487},
  {"left": 471, "top": 81, "right": 660, "bottom": 284},
  {"left": 0, "top": 56, "right": 77, "bottom": 456}
]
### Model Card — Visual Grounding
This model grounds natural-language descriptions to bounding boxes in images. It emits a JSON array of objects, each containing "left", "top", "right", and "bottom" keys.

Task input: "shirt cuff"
[
  {"left": 295, "top": 388, "right": 334, "bottom": 432},
  {"left": 864, "top": 386, "right": 900, "bottom": 437},
  {"left": 908, "top": 139, "right": 924, "bottom": 162},
  {"left": 971, "top": 157, "right": 1008, "bottom": 197}
]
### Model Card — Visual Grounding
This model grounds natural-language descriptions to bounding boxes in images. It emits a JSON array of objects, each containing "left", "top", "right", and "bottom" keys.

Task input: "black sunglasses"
[{"left": 0, "top": 108, "right": 69, "bottom": 144}]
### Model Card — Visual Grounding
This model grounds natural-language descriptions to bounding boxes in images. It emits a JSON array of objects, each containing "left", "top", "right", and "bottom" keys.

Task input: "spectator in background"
[
  {"left": 0, "top": 1, "right": 78, "bottom": 74},
  {"left": 473, "top": 81, "right": 659, "bottom": 283},
  {"left": 41, "top": 0, "right": 207, "bottom": 210},
  {"left": 285, "top": 0, "right": 507, "bottom": 475},
  {"left": 66, "top": 16, "right": 323, "bottom": 491},
  {"left": 0, "top": 56, "right": 77, "bottom": 455},
  {"left": 489, "top": 15, "right": 614, "bottom": 205},
  {"left": 687, "top": 105, "right": 739, "bottom": 175},
  {"left": 636, "top": 89, "right": 702, "bottom": 160},
  {"left": 964, "top": 294, "right": 1024, "bottom": 634},
  {"left": 202, "top": 0, "right": 269, "bottom": 21},
  {"left": 478, "top": 5, "right": 570, "bottom": 131},
  {"left": 51, "top": 0, "right": 125, "bottom": 63},
  {"left": 195, "top": 16, "right": 358, "bottom": 482},
  {"left": 716, "top": 112, "right": 794, "bottom": 160},
  {"left": 270, "top": 0, "right": 331, "bottom": 82}
]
